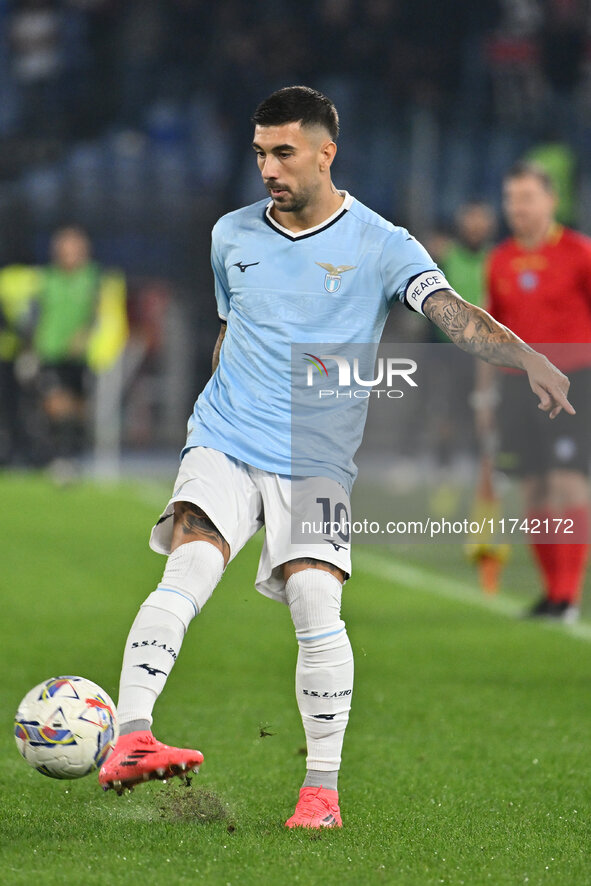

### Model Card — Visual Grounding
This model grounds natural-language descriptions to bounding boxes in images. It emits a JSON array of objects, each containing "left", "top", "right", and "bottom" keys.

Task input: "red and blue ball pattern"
[{"left": 14, "top": 676, "right": 118, "bottom": 779}]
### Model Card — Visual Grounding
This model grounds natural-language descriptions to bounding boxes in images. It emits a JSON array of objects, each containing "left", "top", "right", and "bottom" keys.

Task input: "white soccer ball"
[{"left": 14, "top": 676, "right": 118, "bottom": 779}]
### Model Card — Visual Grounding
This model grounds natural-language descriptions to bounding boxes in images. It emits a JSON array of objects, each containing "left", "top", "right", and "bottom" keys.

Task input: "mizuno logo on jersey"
[
  {"left": 316, "top": 262, "right": 356, "bottom": 293},
  {"left": 233, "top": 260, "right": 260, "bottom": 273}
]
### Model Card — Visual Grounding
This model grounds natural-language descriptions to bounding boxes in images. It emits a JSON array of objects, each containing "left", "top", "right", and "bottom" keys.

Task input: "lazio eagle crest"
[{"left": 316, "top": 262, "right": 356, "bottom": 293}]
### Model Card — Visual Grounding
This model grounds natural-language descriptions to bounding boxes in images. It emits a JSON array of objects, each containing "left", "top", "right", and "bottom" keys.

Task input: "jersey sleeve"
[
  {"left": 381, "top": 228, "right": 453, "bottom": 315},
  {"left": 211, "top": 226, "right": 230, "bottom": 321}
]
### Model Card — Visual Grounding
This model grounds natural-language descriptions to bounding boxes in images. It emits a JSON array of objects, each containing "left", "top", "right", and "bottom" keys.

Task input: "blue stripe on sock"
[
  {"left": 296, "top": 627, "right": 344, "bottom": 641},
  {"left": 156, "top": 586, "right": 198, "bottom": 617}
]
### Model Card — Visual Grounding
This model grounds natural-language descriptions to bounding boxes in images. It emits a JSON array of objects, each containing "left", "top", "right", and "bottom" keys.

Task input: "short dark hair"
[
  {"left": 504, "top": 161, "right": 555, "bottom": 193},
  {"left": 252, "top": 86, "right": 339, "bottom": 141}
]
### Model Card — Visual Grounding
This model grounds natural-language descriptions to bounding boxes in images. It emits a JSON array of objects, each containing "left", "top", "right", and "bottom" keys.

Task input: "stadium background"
[{"left": 1, "top": 0, "right": 590, "bottom": 457}]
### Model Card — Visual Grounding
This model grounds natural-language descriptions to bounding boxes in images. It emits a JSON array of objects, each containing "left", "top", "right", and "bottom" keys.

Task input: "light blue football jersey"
[{"left": 184, "top": 192, "right": 450, "bottom": 492}]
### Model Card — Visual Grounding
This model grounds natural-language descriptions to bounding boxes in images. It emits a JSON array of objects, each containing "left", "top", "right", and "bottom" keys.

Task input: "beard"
[{"left": 266, "top": 183, "right": 312, "bottom": 214}]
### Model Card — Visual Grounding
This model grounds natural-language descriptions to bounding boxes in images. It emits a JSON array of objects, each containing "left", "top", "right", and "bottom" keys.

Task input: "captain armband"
[{"left": 404, "top": 270, "right": 454, "bottom": 315}]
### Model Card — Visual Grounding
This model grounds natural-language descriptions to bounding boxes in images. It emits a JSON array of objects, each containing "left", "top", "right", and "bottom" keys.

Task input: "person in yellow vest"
[
  {"left": 34, "top": 226, "right": 127, "bottom": 472},
  {"left": 0, "top": 263, "right": 41, "bottom": 465}
]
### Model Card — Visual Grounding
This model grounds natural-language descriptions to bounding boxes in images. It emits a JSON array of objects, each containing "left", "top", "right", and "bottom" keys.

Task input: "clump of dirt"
[{"left": 158, "top": 782, "right": 235, "bottom": 829}]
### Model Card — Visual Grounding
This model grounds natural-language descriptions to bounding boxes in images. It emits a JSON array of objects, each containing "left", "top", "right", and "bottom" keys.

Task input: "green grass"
[{"left": 1, "top": 472, "right": 590, "bottom": 885}]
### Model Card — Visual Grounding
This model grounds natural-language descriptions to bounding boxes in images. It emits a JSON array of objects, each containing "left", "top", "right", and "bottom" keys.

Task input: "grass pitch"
[{"left": 0, "top": 472, "right": 590, "bottom": 885}]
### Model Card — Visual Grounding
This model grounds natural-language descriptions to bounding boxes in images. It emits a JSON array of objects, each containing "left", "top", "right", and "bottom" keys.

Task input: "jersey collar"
[
  {"left": 263, "top": 191, "right": 353, "bottom": 241},
  {"left": 547, "top": 222, "right": 564, "bottom": 246},
  {"left": 514, "top": 222, "right": 564, "bottom": 251}
]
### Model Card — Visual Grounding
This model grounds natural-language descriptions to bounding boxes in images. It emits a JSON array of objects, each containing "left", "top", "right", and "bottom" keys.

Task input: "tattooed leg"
[
  {"left": 115, "top": 502, "right": 226, "bottom": 731},
  {"left": 172, "top": 501, "right": 230, "bottom": 564}
]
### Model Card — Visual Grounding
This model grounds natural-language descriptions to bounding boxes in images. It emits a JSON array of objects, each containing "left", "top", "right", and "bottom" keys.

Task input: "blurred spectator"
[
  {"left": 115, "top": 0, "right": 167, "bottom": 126},
  {"left": 0, "top": 262, "right": 41, "bottom": 465},
  {"left": 440, "top": 202, "right": 497, "bottom": 308},
  {"left": 423, "top": 226, "right": 454, "bottom": 267},
  {"left": 9, "top": 0, "right": 64, "bottom": 138},
  {"left": 539, "top": 0, "right": 586, "bottom": 128},
  {"left": 34, "top": 226, "right": 127, "bottom": 474},
  {"left": 487, "top": 0, "right": 543, "bottom": 128}
]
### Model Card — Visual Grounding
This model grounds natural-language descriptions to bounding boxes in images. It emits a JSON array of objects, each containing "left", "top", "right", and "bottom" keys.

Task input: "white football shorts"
[{"left": 149, "top": 446, "right": 352, "bottom": 603}]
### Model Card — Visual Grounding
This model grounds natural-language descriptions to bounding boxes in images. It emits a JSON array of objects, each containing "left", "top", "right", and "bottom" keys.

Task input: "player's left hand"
[{"left": 523, "top": 353, "right": 575, "bottom": 419}]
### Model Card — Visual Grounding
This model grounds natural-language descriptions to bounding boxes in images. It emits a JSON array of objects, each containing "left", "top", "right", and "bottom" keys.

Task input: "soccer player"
[
  {"left": 99, "top": 88, "right": 573, "bottom": 827},
  {"left": 481, "top": 161, "right": 591, "bottom": 620}
]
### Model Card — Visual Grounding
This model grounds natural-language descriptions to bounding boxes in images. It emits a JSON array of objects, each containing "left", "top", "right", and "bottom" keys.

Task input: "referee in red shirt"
[{"left": 484, "top": 161, "right": 591, "bottom": 621}]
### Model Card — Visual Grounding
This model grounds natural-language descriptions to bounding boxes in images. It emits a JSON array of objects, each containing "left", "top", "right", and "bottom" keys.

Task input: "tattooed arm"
[
  {"left": 423, "top": 289, "right": 574, "bottom": 419},
  {"left": 212, "top": 320, "right": 227, "bottom": 373}
]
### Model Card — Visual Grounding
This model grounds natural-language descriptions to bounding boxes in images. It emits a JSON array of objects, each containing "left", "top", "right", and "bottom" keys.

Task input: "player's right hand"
[{"left": 523, "top": 353, "right": 575, "bottom": 420}]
